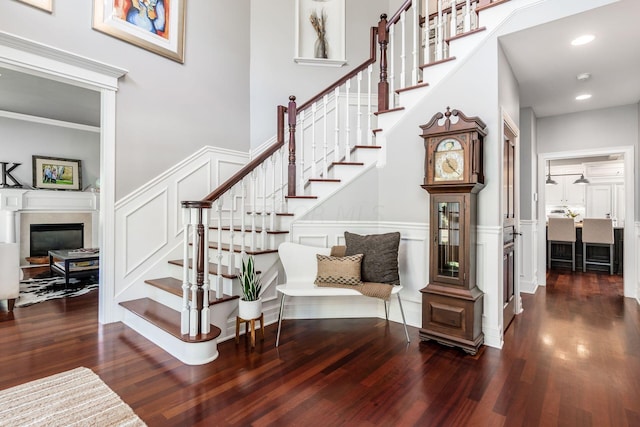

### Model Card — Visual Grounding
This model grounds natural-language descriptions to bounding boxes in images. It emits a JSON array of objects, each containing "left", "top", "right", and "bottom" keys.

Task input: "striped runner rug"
[{"left": 0, "top": 367, "right": 146, "bottom": 426}]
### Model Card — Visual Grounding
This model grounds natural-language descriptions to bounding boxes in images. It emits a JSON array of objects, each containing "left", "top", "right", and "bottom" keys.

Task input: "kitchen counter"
[{"left": 547, "top": 225, "right": 623, "bottom": 274}]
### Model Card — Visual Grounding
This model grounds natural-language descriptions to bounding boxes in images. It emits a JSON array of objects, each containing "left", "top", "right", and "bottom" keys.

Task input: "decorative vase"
[
  {"left": 238, "top": 298, "right": 262, "bottom": 320},
  {"left": 314, "top": 37, "right": 328, "bottom": 59}
]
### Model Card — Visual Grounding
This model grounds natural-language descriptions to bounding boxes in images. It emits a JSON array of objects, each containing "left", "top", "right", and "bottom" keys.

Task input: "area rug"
[
  {"left": 16, "top": 276, "right": 99, "bottom": 308},
  {"left": 0, "top": 367, "right": 146, "bottom": 426}
]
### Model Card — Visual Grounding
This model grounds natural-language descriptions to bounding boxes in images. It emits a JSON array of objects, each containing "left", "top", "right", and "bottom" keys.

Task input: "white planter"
[{"left": 238, "top": 298, "right": 262, "bottom": 320}]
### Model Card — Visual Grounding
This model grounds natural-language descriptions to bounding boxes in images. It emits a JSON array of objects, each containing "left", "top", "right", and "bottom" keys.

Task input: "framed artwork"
[
  {"left": 295, "top": 0, "right": 346, "bottom": 67},
  {"left": 92, "top": 0, "right": 186, "bottom": 63},
  {"left": 32, "top": 156, "right": 83, "bottom": 191},
  {"left": 14, "top": 0, "right": 52, "bottom": 13}
]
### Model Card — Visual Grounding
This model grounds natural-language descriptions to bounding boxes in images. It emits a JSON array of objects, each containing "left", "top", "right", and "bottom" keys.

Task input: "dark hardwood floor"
[{"left": 1, "top": 269, "right": 639, "bottom": 426}]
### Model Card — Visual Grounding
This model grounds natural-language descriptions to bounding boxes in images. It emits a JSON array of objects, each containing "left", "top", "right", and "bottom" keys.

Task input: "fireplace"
[{"left": 30, "top": 223, "right": 84, "bottom": 257}]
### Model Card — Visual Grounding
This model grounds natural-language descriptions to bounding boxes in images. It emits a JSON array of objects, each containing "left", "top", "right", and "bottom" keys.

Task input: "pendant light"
[
  {"left": 545, "top": 160, "right": 557, "bottom": 185},
  {"left": 573, "top": 173, "right": 589, "bottom": 184}
]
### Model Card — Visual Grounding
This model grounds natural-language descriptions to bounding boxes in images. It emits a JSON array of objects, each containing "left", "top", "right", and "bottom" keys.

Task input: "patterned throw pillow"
[{"left": 314, "top": 254, "right": 364, "bottom": 286}]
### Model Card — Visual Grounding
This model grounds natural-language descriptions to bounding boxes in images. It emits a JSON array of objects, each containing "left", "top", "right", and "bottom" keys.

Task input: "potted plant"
[{"left": 238, "top": 255, "right": 262, "bottom": 320}]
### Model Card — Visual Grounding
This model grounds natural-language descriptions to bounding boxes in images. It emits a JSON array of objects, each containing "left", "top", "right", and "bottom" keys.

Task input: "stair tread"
[
  {"left": 168, "top": 259, "right": 240, "bottom": 279},
  {"left": 120, "top": 298, "right": 221, "bottom": 343},
  {"left": 332, "top": 162, "right": 365, "bottom": 166},
  {"left": 354, "top": 145, "right": 382, "bottom": 150},
  {"left": 144, "top": 277, "right": 240, "bottom": 304},
  {"left": 372, "top": 128, "right": 383, "bottom": 134},
  {"left": 250, "top": 212, "right": 294, "bottom": 216},
  {"left": 396, "top": 82, "right": 430, "bottom": 94},
  {"left": 205, "top": 242, "right": 278, "bottom": 255},
  {"left": 209, "top": 225, "right": 289, "bottom": 234},
  {"left": 446, "top": 26, "right": 486, "bottom": 43},
  {"left": 285, "top": 195, "right": 318, "bottom": 199},
  {"left": 308, "top": 178, "right": 341, "bottom": 183},
  {"left": 420, "top": 56, "right": 456, "bottom": 70},
  {"left": 374, "top": 106, "right": 405, "bottom": 116}
]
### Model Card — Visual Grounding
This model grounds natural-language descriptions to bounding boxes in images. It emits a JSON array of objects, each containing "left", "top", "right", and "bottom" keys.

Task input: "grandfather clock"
[{"left": 419, "top": 107, "right": 487, "bottom": 355}]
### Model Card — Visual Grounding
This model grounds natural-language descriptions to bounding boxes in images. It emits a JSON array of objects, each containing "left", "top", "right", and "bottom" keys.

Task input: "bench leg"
[
  {"left": 384, "top": 300, "right": 389, "bottom": 320},
  {"left": 275, "top": 293, "right": 286, "bottom": 347},
  {"left": 397, "top": 293, "right": 410, "bottom": 343}
]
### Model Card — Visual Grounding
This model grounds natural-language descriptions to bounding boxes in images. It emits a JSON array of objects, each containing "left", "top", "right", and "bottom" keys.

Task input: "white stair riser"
[
  {"left": 307, "top": 181, "right": 342, "bottom": 198},
  {"left": 396, "top": 85, "right": 430, "bottom": 110},
  {"left": 353, "top": 148, "right": 381, "bottom": 164},
  {"left": 447, "top": 30, "right": 487, "bottom": 59},
  {"left": 329, "top": 164, "right": 366, "bottom": 181},
  {"left": 205, "top": 229, "right": 287, "bottom": 250},
  {"left": 167, "top": 263, "right": 238, "bottom": 295},
  {"left": 210, "top": 213, "right": 293, "bottom": 231}
]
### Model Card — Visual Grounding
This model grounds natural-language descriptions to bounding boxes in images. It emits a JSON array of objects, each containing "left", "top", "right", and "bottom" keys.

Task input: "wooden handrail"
[
  {"left": 297, "top": 26, "right": 379, "bottom": 113},
  {"left": 386, "top": 0, "right": 413, "bottom": 29},
  {"left": 200, "top": 105, "right": 288, "bottom": 203}
]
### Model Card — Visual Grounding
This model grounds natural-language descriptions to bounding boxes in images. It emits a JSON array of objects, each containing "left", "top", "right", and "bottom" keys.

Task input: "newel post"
[
  {"left": 377, "top": 13, "right": 389, "bottom": 111},
  {"left": 287, "top": 95, "right": 297, "bottom": 196}
]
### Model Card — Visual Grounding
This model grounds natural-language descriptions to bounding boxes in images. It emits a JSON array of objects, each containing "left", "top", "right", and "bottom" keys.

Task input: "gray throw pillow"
[{"left": 344, "top": 231, "right": 400, "bottom": 285}]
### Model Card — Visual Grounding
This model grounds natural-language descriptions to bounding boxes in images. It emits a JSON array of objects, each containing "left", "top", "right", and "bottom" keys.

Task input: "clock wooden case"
[{"left": 418, "top": 107, "right": 487, "bottom": 355}]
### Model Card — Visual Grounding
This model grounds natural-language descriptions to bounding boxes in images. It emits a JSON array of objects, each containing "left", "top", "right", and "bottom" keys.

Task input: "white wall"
[
  {"left": 0, "top": 1, "right": 250, "bottom": 199},
  {"left": 0, "top": 117, "right": 100, "bottom": 190},
  {"left": 249, "top": 0, "right": 388, "bottom": 148},
  {"left": 537, "top": 104, "right": 638, "bottom": 155},
  {"left": 519, "top": 108, "right": 537, "bottom": 221}
]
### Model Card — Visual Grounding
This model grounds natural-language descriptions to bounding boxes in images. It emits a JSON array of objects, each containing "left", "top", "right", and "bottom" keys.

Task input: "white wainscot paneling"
[
  {"left": 518, "top": 220, "right": 538, "bottom": 294},
  {"left": 124, "top": 189, "right": 168, "bottom": 277},
  {"left": 216, "top": 158, "right": 245, "bottom": 185},
  {"left": 477, "top": 225, "right": 502, "bottom": 349}
]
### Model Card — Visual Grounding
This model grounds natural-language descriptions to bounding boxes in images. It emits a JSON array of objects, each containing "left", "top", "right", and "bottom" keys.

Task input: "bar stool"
[
  {"left": 548, "top": 218, "right": 576, "bottom": 271},
  {"left": 582, "top": 218, "right": 614, "bottom": 274}
]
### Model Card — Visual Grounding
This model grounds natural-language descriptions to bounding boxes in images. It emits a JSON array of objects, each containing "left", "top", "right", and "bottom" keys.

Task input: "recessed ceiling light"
[
  {"left": 577, "top": 73, "right": 591, "bottom": 81},
  {"left": 571, "top": 34, "right": 595, "bottom": 46},
  {"left": 576, "top": 94, "right": 592, "bottom": 101}
]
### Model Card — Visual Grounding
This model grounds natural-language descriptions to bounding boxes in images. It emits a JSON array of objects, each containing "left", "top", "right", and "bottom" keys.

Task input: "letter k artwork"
[{"left": 0, "top": 162, "right": 23, "bottom": 188}]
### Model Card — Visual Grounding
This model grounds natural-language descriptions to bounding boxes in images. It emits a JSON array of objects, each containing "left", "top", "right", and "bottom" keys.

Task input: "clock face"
[{"left": 434, "top": 138, "right": 464, "bottom": 181}]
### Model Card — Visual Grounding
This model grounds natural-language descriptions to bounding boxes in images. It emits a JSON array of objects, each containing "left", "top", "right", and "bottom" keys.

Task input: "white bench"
[{"left": 275, "top": 241, "right": 410, "bottom": 346}]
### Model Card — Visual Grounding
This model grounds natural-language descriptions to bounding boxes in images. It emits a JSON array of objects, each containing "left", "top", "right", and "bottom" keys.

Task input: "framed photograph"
[
  {"left": 32, "top": 156, "right": 83, "bottom": 191},
  {"left": 14, "top": 0, "right": 52, "bottom": 13},
  {"left": 295, "top": 0, "right": 346, "bottom": 67},
  {"left": 92, "top": 0, "right": 186, "bottom": 63}
]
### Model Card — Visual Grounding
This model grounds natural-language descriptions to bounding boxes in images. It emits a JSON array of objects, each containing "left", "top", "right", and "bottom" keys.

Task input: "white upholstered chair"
[
  {"left": 547, "top": 218, "right": 577, "bottom": 271},
  {"left": 0, "top": 243, "right": 20, "bottom": 311},
  {"left": 582, "top": 218, "right": 615, "bottom": 274}
]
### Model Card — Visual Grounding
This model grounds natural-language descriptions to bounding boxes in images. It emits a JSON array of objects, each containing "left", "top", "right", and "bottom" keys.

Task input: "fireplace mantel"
[{"left": 0, "top": 188, "right": 98, "bottom": 243}]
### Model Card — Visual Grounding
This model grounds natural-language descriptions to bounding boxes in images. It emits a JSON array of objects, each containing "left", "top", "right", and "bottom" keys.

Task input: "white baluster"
[
  {"left": 240, "top": 178, "right": 247, "bottom": 261},
  {"left": 357, "top": 71, "right": 362, "bottom": 147},
  {"left": 436, "top": 0, "right": 444, "bottom": 61},
  {"left": 345, "top": 79, "right": 351, "bottom": 161},
  {"left": 367, "top": 64, "right": 373, "bottom": 146},
  {"left": 189, "top": 209, "right": 198, "bottom": 336},
  {"left": 311, "top": 102, "right": 317, "bottom": 178},
  {"left": 261, "top": 162, "right": 267, "bottom": 249},
  {"left": 389, "top": 25, "right": 396, "bottom": 104},
  {"left": 334, "top": 87, "right": 340, "bottom": 164},
  {"left": 464, "top": 0, "right": 471, "bottom": 32},
  {"left": 280, "top": 147, "right": 286, "bottom": 212},
  {"left": 270, "top": 155, "right": 276, "bottom": 232},
  {"left": 216, "top": 198, "right": 223, "bottom": 297},
  {"left": 228, "top": 187, "right": 235, "bottom": 275},
  {"left": 200, "top": 208, "right": 210, "bottom": 334},
  {"left": 412, "top": 4, "right": 420, "bottom": 85},
  {"left": 400, "top": 11, "right": 407, "bottom": 90},
  {"left": 423, "top": 0, "right": 431, "bottom": 65},
  {"left": 322, "top": 94, "right": 328, "bottom": 177},
  {"left": 450, "top": 1, "right": 458, "bottom": 38},
  {"left": 298, "top": 114, "right": 305, "bottom": 196},
  {"left": 181, "top": 209, "right": 190, "bottom": 335},
  {"left": 250, "top": 170, "right": 257, "bottom": 252}
]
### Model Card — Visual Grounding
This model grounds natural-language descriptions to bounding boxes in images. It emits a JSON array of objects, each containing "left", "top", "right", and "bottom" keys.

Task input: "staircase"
[{"left": 117, "top": 0, "right": 520, "bottom": 365}]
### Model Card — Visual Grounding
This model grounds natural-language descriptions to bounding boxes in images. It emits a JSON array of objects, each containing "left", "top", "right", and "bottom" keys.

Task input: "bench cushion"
[
  {"left": 315, "top": 254, "right": 363, "bottom": 286},
  {"left": 344, "top": 231, "right": 400, "bottom": 285}
]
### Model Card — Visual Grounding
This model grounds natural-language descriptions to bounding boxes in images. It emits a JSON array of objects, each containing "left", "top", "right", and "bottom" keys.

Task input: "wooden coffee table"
[{"left": 48, "top": 249, "right": 99, "bottom": 286}]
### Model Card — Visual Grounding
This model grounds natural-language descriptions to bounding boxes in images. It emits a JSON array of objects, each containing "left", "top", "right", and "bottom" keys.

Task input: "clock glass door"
[{"left": 436, "top": 200, "right": 461, "bottom": 280}]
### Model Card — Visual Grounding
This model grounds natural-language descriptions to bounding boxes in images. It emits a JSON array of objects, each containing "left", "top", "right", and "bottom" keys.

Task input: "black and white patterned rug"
[{"left": 17, "top": 275, "right": 99, "bottom": 308}]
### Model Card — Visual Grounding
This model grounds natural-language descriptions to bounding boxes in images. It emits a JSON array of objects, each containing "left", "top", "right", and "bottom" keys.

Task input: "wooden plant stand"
[{"left": 235, "top": 313, "right": 264, "bottom": 348}]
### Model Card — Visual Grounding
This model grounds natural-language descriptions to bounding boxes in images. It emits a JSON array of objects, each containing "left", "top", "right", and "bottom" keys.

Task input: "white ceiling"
[
  {"left": 0, "top": 1, "right": 638, "bottom": 127},
  {"left": 499, "top": 0, "right": 640, "bottom": 118}
]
